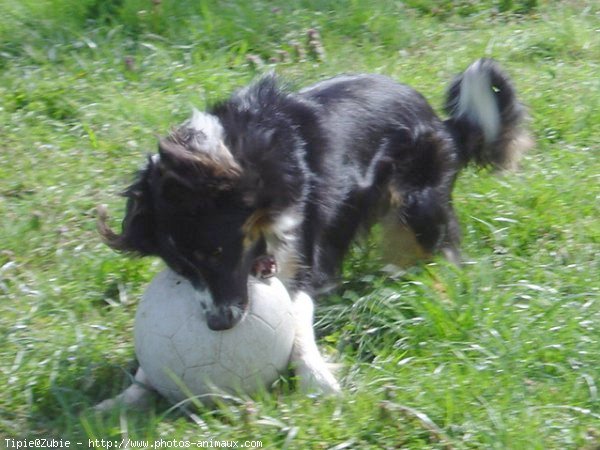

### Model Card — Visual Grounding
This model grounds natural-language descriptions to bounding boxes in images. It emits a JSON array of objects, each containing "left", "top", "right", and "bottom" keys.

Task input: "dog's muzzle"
[
  {"left": 205, "top": 256, "right": 276, "bottom": 331},
  {"left": 206, "top": 303, "right": 246, "bottom": 331}
]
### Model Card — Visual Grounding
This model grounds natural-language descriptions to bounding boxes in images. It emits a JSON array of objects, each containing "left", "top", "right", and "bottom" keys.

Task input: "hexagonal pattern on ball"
[{"left": 134, "top": 269, "right": 296, "bottom": 404}]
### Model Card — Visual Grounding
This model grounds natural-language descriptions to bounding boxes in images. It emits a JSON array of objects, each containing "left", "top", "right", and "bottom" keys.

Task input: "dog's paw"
[
  {"left": 93, "top": 387, "right": 156, "bottom": 413},
  {"left": 93, "top": 397, "right": 121, "bottom": 413},
  {"left": 93, "top": 368, "right": 156, "bottom": 412},
  {"left": 295, "top": 356, "right": 341, "bottom": 395}
]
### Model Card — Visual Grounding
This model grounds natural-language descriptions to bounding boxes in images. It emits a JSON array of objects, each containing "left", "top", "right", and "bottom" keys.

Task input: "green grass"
[{"left": 1, "top": 0, "right": 599, "bottom": 448}]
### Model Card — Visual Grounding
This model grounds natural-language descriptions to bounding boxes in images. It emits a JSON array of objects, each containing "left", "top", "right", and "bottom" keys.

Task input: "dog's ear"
[
  {"left": 98, "top": 166, "right": 157, "bottom": 255},
  {"left": 158, "top": 109, "right": 242, "bottom": 180}
]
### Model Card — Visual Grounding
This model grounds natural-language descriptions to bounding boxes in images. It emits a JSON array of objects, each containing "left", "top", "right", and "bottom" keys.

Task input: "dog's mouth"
[{"left": 251, "top": 255, "right": 278, "bottom": 279}]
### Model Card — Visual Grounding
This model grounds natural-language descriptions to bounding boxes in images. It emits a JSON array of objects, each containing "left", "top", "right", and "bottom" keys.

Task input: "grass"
[{"left": 1, "top": 0, "right": 599, "bottom": 448}]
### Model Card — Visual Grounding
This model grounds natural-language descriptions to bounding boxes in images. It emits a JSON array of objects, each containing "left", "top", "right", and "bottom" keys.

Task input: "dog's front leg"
[
  {"left": 291, "top": 291, "right": 341, "bottom": 394},
  {"left": 94, "top": 367, "right": 156, "bottom": 412}
]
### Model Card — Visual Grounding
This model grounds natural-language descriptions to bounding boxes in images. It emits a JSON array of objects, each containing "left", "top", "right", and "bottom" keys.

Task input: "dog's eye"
[{"left": 193, "top": 247, "right": 222, "bottom": 263}]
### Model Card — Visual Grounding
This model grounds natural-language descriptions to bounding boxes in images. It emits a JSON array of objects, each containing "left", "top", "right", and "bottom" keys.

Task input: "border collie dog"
[{"left": 99, "top": 59, "right": 531, "bottom": 396}]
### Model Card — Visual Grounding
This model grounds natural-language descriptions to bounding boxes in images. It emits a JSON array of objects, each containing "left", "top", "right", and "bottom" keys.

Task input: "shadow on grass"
[
  {"left": 24, "top": 354, "right": 299, "bottom": 442},
  {"left": 22, "top": 357, "right": 177, "bottom": 441}
]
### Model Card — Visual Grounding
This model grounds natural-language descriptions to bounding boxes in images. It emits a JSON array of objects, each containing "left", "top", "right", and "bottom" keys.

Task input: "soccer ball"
[{"left": 134, "top": 269, "right": 295, "bottom": 404}]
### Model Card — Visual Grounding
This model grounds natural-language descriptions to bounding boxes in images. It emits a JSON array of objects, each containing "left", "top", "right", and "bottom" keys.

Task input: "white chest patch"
[{"left": 265, "top": 209, "right": 304, "bottom": 284}]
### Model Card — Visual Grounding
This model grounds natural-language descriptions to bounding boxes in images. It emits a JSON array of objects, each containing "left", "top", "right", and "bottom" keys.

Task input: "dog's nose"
[{"left": 206, "top": 304, "right": 245, "bottom": 331}]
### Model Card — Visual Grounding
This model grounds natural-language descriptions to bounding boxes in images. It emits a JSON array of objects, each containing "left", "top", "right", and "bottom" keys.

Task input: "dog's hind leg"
[
  {"left": 380, "top": 188, "right": 461, "bottom": 267},
  {"left": 93, "top": 367, "right": 157, "bottom": 412},
  {"left": 290, "top": 291, "right": 341, "bottom": 394}
]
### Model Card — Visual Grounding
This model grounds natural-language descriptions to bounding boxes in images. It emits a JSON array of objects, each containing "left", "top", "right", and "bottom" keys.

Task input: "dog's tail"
[{"left": 444, "top": 58, "right": 533, "bottom": 170}]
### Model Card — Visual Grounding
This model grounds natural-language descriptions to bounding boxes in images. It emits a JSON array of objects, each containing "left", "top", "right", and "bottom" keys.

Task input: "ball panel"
[
  {"left": 135, "top": 269, "right": 210, "bottom": 339},
  {"left": 247, "top": 277, "right": 293, "bottom": 330},
  {"left": 241, "top": 363, "right": 281, "bottom": 392},
  {"left": 141, "top": 355, "right": 186, "bottom": 400},
  {"left": 172, "top": 316, "right": 221, "bottom": 368},
  {"left": 135, "top": 269, "right": 295, "bottom": 404},
  {"left": 218, "top": 317, "right": 278, "bottom": 379},
  {"left": 182, "top": 364, "right": 245, "bottom": 398}
]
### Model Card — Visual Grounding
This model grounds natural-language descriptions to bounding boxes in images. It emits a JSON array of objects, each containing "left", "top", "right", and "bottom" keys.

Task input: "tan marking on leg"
[
  {"left": 379, "top": 213, "right": 429, "bottom": 268},
  {"left": 389, "top": 186, "right": 405, "bottom": 209},
  {"left": 242, "top": 209, "right": 271, "bottom": 250}
]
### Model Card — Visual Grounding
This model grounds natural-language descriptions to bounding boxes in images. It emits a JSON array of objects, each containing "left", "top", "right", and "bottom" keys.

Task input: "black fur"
[{"left": 100, "top": 58, "right": 531, "bottom": 330}]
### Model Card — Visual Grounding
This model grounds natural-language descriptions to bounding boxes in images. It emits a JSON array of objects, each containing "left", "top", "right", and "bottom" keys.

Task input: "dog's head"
[{"left": 99, "top": 109, "right": 280, "bottom": 330}]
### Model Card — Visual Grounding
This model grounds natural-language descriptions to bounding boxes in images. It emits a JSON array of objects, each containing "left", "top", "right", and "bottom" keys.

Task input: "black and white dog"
[{"left": 97, "top": 59, "right": 531, "bottom": 406}]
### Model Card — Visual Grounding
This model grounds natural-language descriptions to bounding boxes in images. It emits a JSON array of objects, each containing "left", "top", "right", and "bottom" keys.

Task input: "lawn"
[{"left": 0, "top": 0, "right": 599, "bottom": 448}]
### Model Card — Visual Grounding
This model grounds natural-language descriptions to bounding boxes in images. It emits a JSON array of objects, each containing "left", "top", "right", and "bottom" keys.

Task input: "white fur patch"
[
  {"left": 272, "top": 209, "right": 303, "bottom": 238},
  {"left": 181, "top": 109, "right": 226, "bottom": 155},
  {"left": 265, "top": 208, "right": 303, "bottom": 284},
  {"left": 290, "top": 291, "right": 341, "bottom": 394},
  {"left": 186, "top": 108, "right": 224, "bottom": 139},
  {"left": 194, "top": 284, "right": 212, "bottom": 312},
  {"left": 457, "top": 60, "right": 500, "bottom": 144}
]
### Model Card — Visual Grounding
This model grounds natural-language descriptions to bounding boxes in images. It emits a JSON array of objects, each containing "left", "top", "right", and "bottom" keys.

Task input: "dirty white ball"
[{"left": 134, "top": 269, "right": 295, "bottom": 404}]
